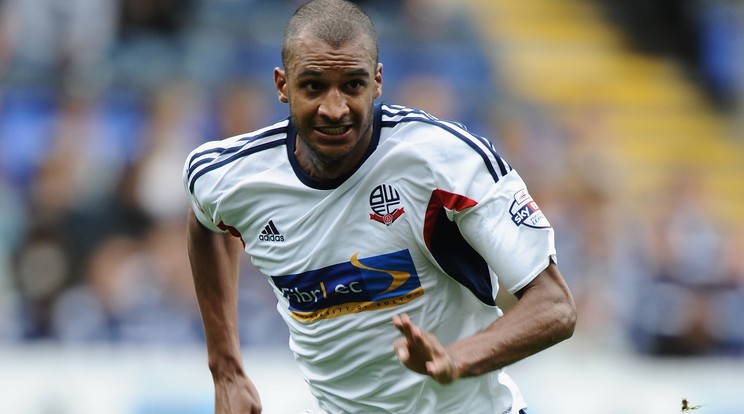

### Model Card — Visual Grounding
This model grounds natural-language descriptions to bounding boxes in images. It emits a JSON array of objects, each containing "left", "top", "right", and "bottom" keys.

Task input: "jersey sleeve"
[
  {"left": 182, "top": 142, "right": 228, "bottom": 233},
  {"left": 456, "top": 170, "right": 556, "bottom": 294},
  {"left": 425, "top": 123, "right": 556, "bottom": 294}
]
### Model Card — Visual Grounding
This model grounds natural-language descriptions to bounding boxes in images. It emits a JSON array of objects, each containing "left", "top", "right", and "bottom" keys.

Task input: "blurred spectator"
[
  {"left": 136, "top": 219, "right": 203, "bottom": 343},
  {"left": 0, "top": 176, "right": 26, "bottom": 253},
  {"left": 696, "top": 0, "right": 744, "bottom": 110},
  {"left": 133, "top": 79, "right": 208, "bottom": 221},
  {"left": 555, "top": 105, "right": 628, "bottom": 346},
  {"left": 0, "top": 87, "right": 57, "bottom": 189},
  {"left": 0, "top": 0, "right": 116, "bottom": 88},
  {"left": 392, "top": 73, "right": 458, "bottom": 121},
  {"left": 711, "top": 229, "right": 744, "bottom": 353},
  {"left": 111, "top": 0, "right": 196, "bottom": 91},
  {"left": 375, "top": 0, "right": 495, "bottom": 130},
  {"left": 52, "top": 220, "right": 203, "bottom": 344},
  {"left": 490, "top": 104, "right": 570, "bottom": 192},
  {"left": 631, "top": 170, "right": 737, "bottom": 356},
  {"left": 13, "top": 227, "right": 71, "bottom": 339},
  {"left": 51, "top": 235, "right": 140, "bottom": 343},
  {"left": 214, "top": 78, "right": 276, "bottom": 138}
]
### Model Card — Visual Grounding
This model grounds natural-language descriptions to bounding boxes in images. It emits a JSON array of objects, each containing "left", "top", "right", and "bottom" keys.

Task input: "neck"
[
  {"left": 294, "top": 124, "right": 374, "bottom": 181},
  {"left": 294, "top": 144, "right": 349, "bottom": 180}
]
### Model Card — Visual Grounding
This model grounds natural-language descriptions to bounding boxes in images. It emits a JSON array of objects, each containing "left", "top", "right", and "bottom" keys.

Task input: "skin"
[
  {"left": 187, "top": 211, "right": 261, "bottom": 413},
  {"left": 188, "top": 29, "right": 576, "bottom": 413},
  {"left": 274, "top": 31, "right": 383, "bottom": 180},
  {"left": 392, "top": 262, "right": 576, "bottom": 384}
]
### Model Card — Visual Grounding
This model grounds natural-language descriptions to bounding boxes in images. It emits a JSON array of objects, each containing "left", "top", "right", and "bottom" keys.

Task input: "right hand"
[
  {"left": 392, "top": 313, "right": 459, "bottom": 384},
  {"left": 214, "top": 372, "right": 262, "bottom": 413}
]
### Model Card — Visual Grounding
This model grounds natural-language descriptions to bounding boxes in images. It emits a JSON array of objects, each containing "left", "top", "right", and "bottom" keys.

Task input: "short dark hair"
[{"left": 282, "top": 0, "right": 379, "bottom": 68}]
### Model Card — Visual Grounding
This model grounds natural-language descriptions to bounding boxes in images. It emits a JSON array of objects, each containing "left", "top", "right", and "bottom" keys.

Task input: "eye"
[
  {"left": 302, "top": 81, "right": 323, "bottom": 92},
  {"left": 347, "top": 80, "right": 365, "bottom": 90}
]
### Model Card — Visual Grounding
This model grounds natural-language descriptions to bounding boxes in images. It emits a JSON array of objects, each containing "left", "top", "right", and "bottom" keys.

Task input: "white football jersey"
[{"left": 184, "top": 103, "right": 556, "bottom": 414}]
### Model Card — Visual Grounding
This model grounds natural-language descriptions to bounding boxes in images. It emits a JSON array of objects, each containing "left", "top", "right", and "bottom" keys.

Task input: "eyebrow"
[
  {"left": 344, "top": 68, "right": 371, "bottom": 77},
  {"left": 296, "top": 68, "right": 371, "bottom": 78}
]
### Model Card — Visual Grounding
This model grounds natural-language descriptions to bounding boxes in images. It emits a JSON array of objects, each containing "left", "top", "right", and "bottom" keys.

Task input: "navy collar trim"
[{"left": 286, "top": 102, "right": 382, "bottom": 190}]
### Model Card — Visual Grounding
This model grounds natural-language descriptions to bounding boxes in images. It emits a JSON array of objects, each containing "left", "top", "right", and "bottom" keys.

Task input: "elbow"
[
  {"left": 551, "top": 271, "right": 577, "bottom": 342},
  {"left": 557, "top": 298, "right": 577, "bottom": 342}
]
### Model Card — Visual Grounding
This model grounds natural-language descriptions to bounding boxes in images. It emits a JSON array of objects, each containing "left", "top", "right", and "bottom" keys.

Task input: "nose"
[{"left": 318, "top": 88, "right": 349, "bottom": 121}]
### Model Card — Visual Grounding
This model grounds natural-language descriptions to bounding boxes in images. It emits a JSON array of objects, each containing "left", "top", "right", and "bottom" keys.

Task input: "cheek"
[
  {"left": 348, "top": 96, "right": 372, "bottom": 113},
  {"left": 351, "top": 97, "right": 375, "bottom": 119},
  {"left": 289, "top": 103, "right": 316, "bottom": 130},
  {"left": 288, "top": 98, "right": 309, "bottom": 116}
]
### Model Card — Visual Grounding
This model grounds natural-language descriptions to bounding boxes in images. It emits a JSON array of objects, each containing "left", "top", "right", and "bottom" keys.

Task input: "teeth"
[{"left": 319, "top": 126, "right": 346, "bottom": 135}]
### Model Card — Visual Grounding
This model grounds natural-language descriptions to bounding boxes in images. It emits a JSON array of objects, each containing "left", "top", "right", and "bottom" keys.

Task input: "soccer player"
[{"left": 184, "top": 0, "right": 577, "bottom": 413}]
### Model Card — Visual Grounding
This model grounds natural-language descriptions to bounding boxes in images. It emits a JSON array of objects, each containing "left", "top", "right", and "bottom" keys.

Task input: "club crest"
[{"left": 369, "top": 184, "right": 405, "bottom": 226}]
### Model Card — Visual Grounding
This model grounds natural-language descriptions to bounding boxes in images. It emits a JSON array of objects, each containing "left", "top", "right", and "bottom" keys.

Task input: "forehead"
[{"left": 285, "top": 33, "right": 376, "bottom": 76}]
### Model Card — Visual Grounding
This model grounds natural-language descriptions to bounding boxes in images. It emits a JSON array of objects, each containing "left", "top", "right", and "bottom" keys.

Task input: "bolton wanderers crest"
[{"left": 369, "top": 184, "right": 405, "bottom": 226}]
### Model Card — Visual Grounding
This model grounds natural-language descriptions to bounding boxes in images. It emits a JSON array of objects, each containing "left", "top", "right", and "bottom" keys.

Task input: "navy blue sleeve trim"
[
  {"left": 186, "top": 124, "right": 288, "bottom": 180},
  {"left": 380, "top": 113, "right": 511, "bottom": 184},
  {"left": 188, "top": 138, "right": 286, "bottom": 194}
]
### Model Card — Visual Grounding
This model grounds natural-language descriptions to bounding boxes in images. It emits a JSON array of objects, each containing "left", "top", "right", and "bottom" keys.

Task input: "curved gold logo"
[{"left": 350, "top": 252, "right": 409, "bottom": 295}]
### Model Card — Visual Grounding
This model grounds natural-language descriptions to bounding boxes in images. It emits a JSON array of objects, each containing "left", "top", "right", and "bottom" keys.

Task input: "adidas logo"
[{"left": 259, "top": 220, "right": 285, "bottom": 242}]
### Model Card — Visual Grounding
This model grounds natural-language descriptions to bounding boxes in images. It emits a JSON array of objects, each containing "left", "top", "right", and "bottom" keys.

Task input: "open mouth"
[{"left": 316, "top": 126, "right": 351, "bottom": 136}]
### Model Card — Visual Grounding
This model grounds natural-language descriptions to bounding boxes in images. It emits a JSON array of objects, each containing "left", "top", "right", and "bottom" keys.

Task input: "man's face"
[{"left": 275, "top": 33, "right": 382, "bottom": 175}]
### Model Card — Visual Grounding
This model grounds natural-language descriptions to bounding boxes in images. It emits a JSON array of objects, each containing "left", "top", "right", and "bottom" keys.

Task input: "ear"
[
  {"left": 274, "top": 67, "right": 289, "bottom": 103},
  {"left": 374, "top": 63, "right": 383, "bottom": 99}
]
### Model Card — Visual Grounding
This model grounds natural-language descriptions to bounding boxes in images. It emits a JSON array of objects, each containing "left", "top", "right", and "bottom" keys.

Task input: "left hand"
[{"left": 392, "top": 313, "right": 459, "bottom": 384}]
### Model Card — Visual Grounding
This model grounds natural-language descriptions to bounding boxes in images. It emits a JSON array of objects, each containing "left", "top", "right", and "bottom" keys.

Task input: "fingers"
[
  {"left": 392, "top": 313, "right": 414, "bottom": 339},
  {"left": 393, "top": 313, "right": 426, "bottom": 374},
  {"left": 393, "top": 313, "right": 425, "bottom": 351},
  {"left": 392, "top": 313, "right": 459, "bottom": 384},
  {"left": 393, "top": 313, "right": 418, "bottom": 366}
]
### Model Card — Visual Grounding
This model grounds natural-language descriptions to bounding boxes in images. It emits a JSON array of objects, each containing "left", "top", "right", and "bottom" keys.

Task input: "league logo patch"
[
  {"left": 369, "top": 184, "right": 405, "bottom": 225},
  {"left": 510, "top": 189, "right": 551, "bottom": 229}
]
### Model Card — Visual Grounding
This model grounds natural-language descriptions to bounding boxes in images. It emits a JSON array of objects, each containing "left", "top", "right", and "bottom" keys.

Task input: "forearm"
[
  {"left": 447, "top": 263, "right": 576, "bottom": 377},
  {"left": 187, "top": 211, "right": 245, "bottom": 376}
]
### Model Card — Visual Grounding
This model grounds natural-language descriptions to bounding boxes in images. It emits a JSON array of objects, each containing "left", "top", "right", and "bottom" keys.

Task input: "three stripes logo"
[{"left": 259, "top": 220, "right": 285, "bottom": 242}]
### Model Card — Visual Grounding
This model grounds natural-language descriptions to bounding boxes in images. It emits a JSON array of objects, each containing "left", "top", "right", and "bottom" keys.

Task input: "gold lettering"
[{"left": 290, "top": 287, "right": 425, "bottom": 323}]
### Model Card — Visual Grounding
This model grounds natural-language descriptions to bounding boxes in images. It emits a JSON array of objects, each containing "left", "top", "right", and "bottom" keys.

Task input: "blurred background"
[{"left": 0, "top": 0, "right": 743, "bottom": 413}]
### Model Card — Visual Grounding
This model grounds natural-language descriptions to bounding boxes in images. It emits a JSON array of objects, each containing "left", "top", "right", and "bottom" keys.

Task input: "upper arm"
[
  {"left": 516, "top": 261, "right": 571, "bottom": 299},
  {"left": 515, "top": 261, "right": 576, "bottom": 325},
  {"left": 187, "top": 209, "right": 243, "bottom": 280}
]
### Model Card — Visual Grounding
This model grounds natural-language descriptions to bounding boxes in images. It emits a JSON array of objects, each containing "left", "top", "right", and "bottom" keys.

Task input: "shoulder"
[
  {"left": 379, "top": 103, "right": 512, "bottom": 182},
  {"left": 381, "top": 104, "right": 497, "bottom": 156},
  {"left": 184, "top": 118, "right": 290, "bottom": 194}
]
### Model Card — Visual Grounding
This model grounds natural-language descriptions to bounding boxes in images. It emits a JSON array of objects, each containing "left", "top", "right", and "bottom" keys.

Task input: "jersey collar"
[{"left": 286, "top": 102, "right": 382, "bottom": 190}]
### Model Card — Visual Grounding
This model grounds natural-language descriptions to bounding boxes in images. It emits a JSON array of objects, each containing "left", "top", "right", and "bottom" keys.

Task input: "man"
[{"left": 184, "top": 0, "right": 576, "bottom": 413}]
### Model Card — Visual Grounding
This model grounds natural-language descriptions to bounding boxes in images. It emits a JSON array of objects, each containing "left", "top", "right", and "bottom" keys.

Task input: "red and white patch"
[{"left": 509, "top": 189, "right": 550, "bottom": 229}]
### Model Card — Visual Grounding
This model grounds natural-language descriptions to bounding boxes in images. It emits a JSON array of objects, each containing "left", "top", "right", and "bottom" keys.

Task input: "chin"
[{"left": 316, "top": 148, "right": 353, "bottom": 164}]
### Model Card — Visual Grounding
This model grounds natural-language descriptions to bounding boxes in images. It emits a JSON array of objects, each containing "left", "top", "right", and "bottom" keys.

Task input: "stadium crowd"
[{"left": 0, "top": 0, "right": 742, "bottom": 358}]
